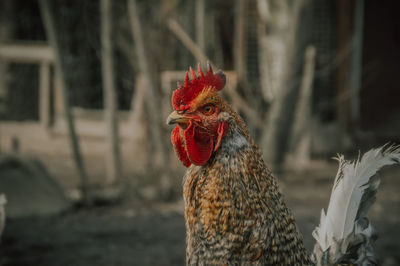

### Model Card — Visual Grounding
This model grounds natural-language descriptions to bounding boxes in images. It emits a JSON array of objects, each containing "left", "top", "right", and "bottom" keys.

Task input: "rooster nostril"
[{"left": 178, "top": 110, "right": 187, "bottom": 115}]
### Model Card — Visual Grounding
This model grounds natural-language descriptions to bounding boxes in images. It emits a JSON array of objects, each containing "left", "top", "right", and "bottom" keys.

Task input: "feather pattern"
[{"left": 312, "top": 145, "right": 400, "bottom": 265}]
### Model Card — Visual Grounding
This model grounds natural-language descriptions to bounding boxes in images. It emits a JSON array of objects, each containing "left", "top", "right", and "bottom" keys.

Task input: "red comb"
[{"left": 172, "top": 63, "right": 226, "bottom": 111}]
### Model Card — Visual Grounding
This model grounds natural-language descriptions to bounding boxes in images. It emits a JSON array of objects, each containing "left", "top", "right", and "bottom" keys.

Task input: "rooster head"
[{"left": 166, "top": 63, "right": 229, "bottom": 167}]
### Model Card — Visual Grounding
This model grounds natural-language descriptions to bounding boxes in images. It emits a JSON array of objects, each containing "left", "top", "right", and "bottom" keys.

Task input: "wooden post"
[
  {"left": 195, "top": 0, "right": 205, "bottom": 52},
  {"left": 39, "top": 0, "right": 90, "bottom": 205},
  {"left": 128, "top": 0, "right": 167, "bottom": 167},
  {"left": 285, "top": 46, "right": 316, "bottom": 169},
  {"left": 350, "top": 0, "right": 364, "bottom": 125},
  {"left": 256, "top": 0, "right": 274, "bottom": 102},
  {"left": 39, "top": 61, "right": 50, "bottom": 127},
  {"left": 0, "top": 0, "right": 13, "bottom": 114},
  {"left": 260, "top": 0, "right": 305, "bottom": 168},
  {"left": 101, "top": 0, "right": 122, "bottom": 185},
  {"left": 336, "top": 0, "right": 353, "bottom": 149},
  {"left": 233, "top": 0, "right": 247, "bottom": 83},
  {"left": 53, "top": 71, "right": 64, "bottom": 117}
]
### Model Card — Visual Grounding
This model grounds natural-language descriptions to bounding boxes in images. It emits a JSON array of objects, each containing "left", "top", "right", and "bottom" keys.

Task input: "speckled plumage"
[{"left": 182, "top": 101, "right": 312, "bottom": 265}]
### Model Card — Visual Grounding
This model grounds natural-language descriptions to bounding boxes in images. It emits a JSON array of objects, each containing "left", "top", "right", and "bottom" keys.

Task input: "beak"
[{"left": 166, "top": 110, "right": 190, "bottom": 125}]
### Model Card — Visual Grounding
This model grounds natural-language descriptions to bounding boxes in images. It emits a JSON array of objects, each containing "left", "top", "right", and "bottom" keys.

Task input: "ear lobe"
[
  {"left": 171, "top": 126, "right": 191, "bottom": 167},
  {"left": 214, "top": 121, "right": 228, "bottom": 152}
]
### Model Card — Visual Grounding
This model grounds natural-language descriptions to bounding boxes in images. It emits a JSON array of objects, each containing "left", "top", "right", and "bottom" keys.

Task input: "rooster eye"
[{"left": 202, "top": 105, "right": 215, "bottom": 115}]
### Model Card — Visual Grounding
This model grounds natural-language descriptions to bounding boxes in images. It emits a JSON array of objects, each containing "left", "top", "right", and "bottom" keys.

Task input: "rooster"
[{"left": 166, "top": 63, "right": 400, "bottom": 265}]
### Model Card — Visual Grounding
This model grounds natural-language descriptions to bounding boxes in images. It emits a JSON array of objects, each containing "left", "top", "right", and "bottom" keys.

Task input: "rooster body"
[
  {"left": 183, "top": 122, "right": 311, "bottom": 265},
  {"left": 167, "top": 64, "right": 400, "bottom": 265}
]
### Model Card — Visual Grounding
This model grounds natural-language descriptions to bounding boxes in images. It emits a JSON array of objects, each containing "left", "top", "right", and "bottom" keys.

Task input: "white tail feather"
[{"left": 312, "top": 145, "right": 400, "bottom": 265}]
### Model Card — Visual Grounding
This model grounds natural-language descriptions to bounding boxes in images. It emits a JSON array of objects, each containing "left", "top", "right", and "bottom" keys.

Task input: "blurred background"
[{"left": 0, "top": 0, "right": 399, "bottom": 265}]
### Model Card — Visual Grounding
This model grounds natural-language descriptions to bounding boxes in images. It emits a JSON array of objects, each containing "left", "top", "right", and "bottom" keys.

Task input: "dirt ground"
[{"left": 0, "top": 161, "right": 399, "bottom": 266}]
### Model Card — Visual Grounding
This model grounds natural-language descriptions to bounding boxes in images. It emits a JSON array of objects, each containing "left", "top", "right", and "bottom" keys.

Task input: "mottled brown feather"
[{"left": 182, "top": 95, "right": 312, "bottom": 265}]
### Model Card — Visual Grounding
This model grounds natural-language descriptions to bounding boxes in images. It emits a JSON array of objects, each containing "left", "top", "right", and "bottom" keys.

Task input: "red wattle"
[
  {"left": 184, "top": 121, "right": 214, "bottom": 166},
  {"left": 171, "top": 126, "right": 191, "bottom": 167}
]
